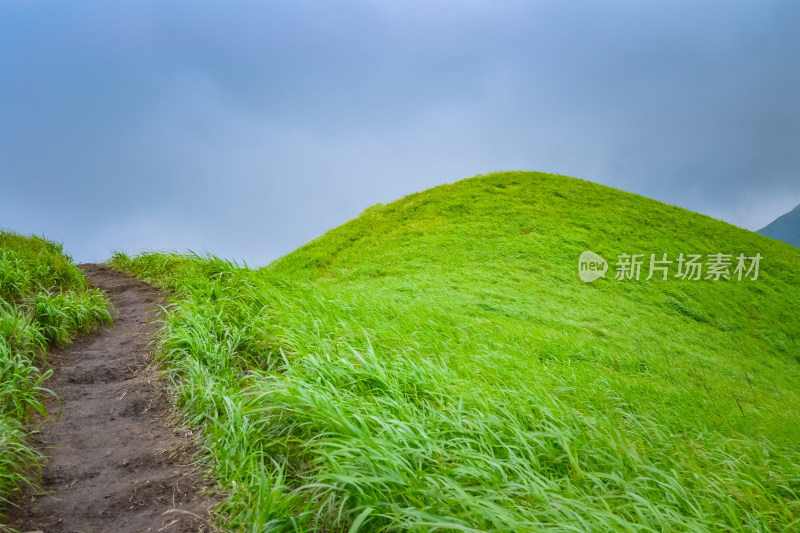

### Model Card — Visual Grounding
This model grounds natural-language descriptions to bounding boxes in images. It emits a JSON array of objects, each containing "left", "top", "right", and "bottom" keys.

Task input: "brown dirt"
[{"left": 4, "top": 264, "right": 220, "bottom": 533}]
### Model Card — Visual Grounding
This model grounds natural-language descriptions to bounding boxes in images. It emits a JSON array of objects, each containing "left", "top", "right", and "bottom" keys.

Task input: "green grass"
[
  {"left": 0, "top": 232, "right": 112, "bottom": 517},
  {"left": 110, "top": 171, "right": 800, "bottom": 532}
]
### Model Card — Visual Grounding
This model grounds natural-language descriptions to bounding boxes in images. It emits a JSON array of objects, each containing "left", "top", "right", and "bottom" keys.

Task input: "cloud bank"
[{"left": 1, "top": 0, "right": 798, "bottom": 264}]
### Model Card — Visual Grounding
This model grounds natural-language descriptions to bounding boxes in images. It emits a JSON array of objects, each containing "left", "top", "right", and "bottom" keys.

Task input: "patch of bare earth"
[{"left": 4, "top": 264, "right": 220, "bottom": 533}]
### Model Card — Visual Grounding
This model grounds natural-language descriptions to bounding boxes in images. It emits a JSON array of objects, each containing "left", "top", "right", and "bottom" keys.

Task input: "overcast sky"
[{"left": 1, "top": 1, "right": 798, "bottom": 265}]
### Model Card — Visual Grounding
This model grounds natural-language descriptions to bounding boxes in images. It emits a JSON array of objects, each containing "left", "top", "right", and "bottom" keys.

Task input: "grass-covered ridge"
[
  {"left": 0, "top": 232, "right": 112, "bottom": 516},
  {"left": 112, "top": 171, "right": 800, "bottom": 531}
]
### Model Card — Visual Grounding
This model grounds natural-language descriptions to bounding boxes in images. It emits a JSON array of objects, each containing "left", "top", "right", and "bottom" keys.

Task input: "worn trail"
[{"left": 6, "top": 264, "right": 217, "bottom": 533}]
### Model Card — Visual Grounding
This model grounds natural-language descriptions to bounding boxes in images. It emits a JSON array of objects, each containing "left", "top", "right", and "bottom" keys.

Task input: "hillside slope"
[
  {"left": 114, "top": 171, "right": 800, "bottom": 532},
  {"left": 271, "top": 172, "right": 800, "bottom": 441},
  {"left": 759, "top": 203, "right": 800, "bottom": 248}
]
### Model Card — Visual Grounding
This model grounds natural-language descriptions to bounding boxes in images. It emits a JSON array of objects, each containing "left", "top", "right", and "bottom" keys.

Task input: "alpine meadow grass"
[
  {"left": 111, "top": 172, "right": 800, "bottom": 532},
  {"left": 0, "top": 232, "right": 111, "bottom": 517}
]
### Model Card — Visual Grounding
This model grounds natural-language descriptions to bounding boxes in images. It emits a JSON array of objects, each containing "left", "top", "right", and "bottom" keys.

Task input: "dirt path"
[{"left": 5, "top": 264, "right": 218, "bottom": 533}]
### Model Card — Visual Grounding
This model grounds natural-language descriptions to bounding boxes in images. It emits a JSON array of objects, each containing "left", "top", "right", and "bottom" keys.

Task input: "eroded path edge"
[{"left": 6, "top": 264, "right": 218, "bottom": 533}]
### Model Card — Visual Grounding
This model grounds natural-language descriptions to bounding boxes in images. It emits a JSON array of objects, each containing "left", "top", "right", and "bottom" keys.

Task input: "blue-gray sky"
[{"left": 1, "top": 0, "right": 798, "bottom": 265}]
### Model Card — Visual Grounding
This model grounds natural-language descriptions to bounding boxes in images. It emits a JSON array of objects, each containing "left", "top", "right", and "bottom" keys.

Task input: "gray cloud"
[{"left": 1, "top": 0, "right": 798, "bottom": 264}]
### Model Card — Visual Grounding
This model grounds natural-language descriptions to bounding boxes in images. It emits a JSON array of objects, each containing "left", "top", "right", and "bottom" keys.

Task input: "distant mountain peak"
[{"left": 758, "top": 203, "right": 800, "bottom": 248}]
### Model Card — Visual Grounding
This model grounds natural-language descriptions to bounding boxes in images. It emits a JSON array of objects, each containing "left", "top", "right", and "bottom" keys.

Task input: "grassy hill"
[
  {"left": 0, "top": 232, "right": 111, "bottom": 515},
  {"left": 759, "top": 203, "right": 800, "bottom": 248},
  {"left": 112, "top": 171, "right": 800, "bottom": 531}
]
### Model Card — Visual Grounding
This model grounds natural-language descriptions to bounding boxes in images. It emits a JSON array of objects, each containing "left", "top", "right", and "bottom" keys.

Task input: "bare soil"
[{"left": 4, "top": 264, "right": 219, "bottom": 533}]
